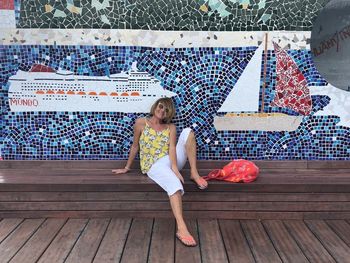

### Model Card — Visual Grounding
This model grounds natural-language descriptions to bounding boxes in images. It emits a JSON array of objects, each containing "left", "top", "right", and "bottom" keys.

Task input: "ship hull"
[{"left": 214, "top": 114, "right": 303, "bottom": 132}]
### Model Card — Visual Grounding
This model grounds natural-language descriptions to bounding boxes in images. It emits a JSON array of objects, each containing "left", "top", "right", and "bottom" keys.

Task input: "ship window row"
[
  {"left": 22, "top": 88, "right": 86, "bottom": 92},
  {"left": 18, "top": 89, "right": 148, "bottom": 95},
  {"left": 20, "top": 95, "right": 35, "bottom": 98},
  {"left": 34, "top": 90, "right": 142, "bottom": 96},
  {"left": 22, "top": 87, "right": 149, "bottom": 92},
  {"left": 23, "top": 86, "right": 82, "bottom": 89},
  {"left": 25, "top": 83, "right": 83, "bottom": 86},
  {"left": 42, "top": 98, "right": 68, "bottom": 101}
]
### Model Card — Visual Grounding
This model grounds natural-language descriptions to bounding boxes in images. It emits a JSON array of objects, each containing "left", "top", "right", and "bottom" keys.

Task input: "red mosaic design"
[
  {"left": 271, "top": 42, "right": 312, "bottom": 115},
  {"left": 0, "top": 0, "right": 14, "bottom": 10}
]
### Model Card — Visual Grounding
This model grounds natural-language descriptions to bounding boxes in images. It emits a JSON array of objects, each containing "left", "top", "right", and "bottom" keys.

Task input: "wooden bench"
[{"left": 0, "top": 160, "right": 349, "bottom": 219}]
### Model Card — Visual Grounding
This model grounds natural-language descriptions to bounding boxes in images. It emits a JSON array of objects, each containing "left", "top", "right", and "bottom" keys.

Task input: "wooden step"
[
  {"left": 0, "top": 161, "right": 349, "bottom": 219},
  {"left": 1, "top": 160, "right": 350, "bottom": 169}
]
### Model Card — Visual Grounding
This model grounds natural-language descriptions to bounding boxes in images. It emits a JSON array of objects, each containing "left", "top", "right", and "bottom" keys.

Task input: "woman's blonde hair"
[{"left": 149, "top": 97, "right": 176, "bottom": 124}]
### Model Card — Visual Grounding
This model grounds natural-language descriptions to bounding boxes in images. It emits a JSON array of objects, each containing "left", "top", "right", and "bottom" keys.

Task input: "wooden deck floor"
[{"left": 1, "top": 218, "right": 350, "bottom": 263}]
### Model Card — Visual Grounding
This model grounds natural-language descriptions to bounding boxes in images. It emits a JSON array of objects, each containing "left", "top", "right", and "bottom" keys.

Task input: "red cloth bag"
[{"left": 203, "top": 159, "right": 259, "bottom": 183}]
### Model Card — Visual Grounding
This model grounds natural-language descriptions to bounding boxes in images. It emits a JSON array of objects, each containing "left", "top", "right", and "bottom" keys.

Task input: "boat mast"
[{"left": 261, "top": 32, "right": 268, "bottom": 113}]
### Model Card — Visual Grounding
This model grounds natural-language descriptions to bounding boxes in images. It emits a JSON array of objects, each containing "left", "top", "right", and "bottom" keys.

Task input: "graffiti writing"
[{"left": 312, "top": 24, "right": 350, "bottom": 57}]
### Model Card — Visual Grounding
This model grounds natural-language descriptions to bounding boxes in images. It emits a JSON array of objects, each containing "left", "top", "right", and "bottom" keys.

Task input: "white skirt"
[{"left": 147, "top": 128, "right": 192, "bottom": 196}]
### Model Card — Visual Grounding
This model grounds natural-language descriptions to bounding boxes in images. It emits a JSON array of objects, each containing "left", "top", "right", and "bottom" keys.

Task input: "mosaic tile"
[
  {"left": 0, "top": 10, "right": 16, "bottom": 28},
  {"left": 1, "top": 44, "right": 349, "bottom": 160},
  {"left": 16, "top": 0, "right": 329, "bottom": 31},
  {"left": 0, "top": 29, "right": 311, "bottom": 49},
  {"left": 0, "top": 0, "right": 14, "bottom": 10},
  {"left": 0, "top": 0, "right": 16, "bottom": 29},
  {"left": 14, "top": 0, "right": 21, "bottom": 25}
]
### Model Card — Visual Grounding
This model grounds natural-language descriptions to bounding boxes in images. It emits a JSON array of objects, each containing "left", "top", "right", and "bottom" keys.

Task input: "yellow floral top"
[{"left": 139, "top": 120, "right": 170, "bottom": 173}]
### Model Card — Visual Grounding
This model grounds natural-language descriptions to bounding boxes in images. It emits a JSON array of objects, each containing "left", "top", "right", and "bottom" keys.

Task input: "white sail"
[{"left": 218, "top": 44, "right": 263, "bottom": 112}]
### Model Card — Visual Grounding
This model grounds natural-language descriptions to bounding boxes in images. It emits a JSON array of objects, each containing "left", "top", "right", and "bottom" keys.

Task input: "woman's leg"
[
  {"left": 147, "top": 160, "right": 195, "bottom": 245},
  {"left": 185, "top": 131, "right": 208, "bottom": 189},
  {"left": 169, "top": 190, "right": 196, "bottom": 246}
]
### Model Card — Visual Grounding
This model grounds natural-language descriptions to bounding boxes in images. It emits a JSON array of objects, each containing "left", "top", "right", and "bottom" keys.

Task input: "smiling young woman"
[{"left": 112, "top": 97, "right": 208, "bottom": 247}]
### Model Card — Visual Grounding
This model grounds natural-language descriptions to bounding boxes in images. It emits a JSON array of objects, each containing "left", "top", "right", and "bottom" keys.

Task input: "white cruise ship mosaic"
[{"left": 8, "top": 62, "right": 176, "bottom": 112}]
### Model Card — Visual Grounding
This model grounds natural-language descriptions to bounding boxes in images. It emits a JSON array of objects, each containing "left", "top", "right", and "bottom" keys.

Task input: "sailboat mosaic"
[{"left": 271, "top": 42, "right": 312, "bottom": 116}]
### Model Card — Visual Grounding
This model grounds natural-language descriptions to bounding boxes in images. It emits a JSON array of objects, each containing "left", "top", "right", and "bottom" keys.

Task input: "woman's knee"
[
  {"left": 178, "top": 127, "right": 192, "bottom": 141},
  {"left": 181, "top": 128, "right": 194, "bottom": 143},
  {"left": 169, "top": 189, "right": 183, "bottom": 198}
]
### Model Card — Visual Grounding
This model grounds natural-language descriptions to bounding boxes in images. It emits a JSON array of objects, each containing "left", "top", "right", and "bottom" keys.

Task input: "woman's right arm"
[{"left": 112, "top": 118, "right": 144, "bottom": 174}]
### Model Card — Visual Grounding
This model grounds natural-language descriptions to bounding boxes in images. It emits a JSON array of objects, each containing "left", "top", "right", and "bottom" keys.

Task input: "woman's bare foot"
[
  {"left": 176, "top": 226, "right": 197, "bottom": 246},
  {"left": 190, "top": 172, "right": 208, "bottom": 189}
]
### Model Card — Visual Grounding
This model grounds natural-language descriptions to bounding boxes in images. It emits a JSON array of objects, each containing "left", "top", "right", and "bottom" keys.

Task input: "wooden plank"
[
  {"left": 10, "top": 219, "right": 66, "bottom": 263},
  {"left": 0, "top": 160, "right": 318, "bottom": 170},
  {"left": 3, "top": 168, "right": 350, "bottom": 180},
  {"left": 2, "top": 167, "right": 350, "bottom": 179},
  {"left": 175, "top": 219, "right": 201, "bottom": 263},
  {"left": 307, "top": 161, "right": 350, "bottom": 169},
  {"left": 1, "top": 201, "right": 350, "bottom": 211},
  {"left": 0, "top": 201, "right": 172, "bottom": 211},
  {"left": 0, "top": 192, "right": 168, "bottom": 202},
  {"left": 219, "top": 220, "right": 254, "bottom": 263},
  {"left": 262, "top": 220, "right": 308, "bottom": 263},
  {"left": 1, "top": 170, "right": 350, "bottom": 187},
  {"left": 197, "top": 219, "right": 228, "bottom": 263},
  {"left": 117, "top": 200, "right": 342, "bottom": 211},
  {"left": 0, "top": 218, "right": 23, "bottom": 243},
  {"left": 185, "top": 192, "right": 350, "bottom": 202},
  {"left": 283, "top": 220, "right": 336, "bottom": 263},
  {"left": 120, "top": 218, "right": 153, "bottom": 263},
  {"left": 0, "top": 219, "right": 44, "bottom": 263},
  {"left": 1, "top": 191, "right": 350, "bottom": 202},
  {"left": 6, "top": 181, "right": 346, "bottom": 193},
  {"left": 2, "top": 167, "right": 350, "bottom": 176},
  {"left": 305, "top": 220, "right": 350, "bottom": 263},
  {"left": 1, "top": 181, "right": 350, "bottom": 192},
  {"left": 241, "top": 220, "right": 282, "bottom": 263},
  {"left": 148, "top": 218, "right": 175, "bottom": 263},
  {"left": 326, "top": 220, "right": 350, "bottom": 246},
  {"left": 302, "top": 212, "right": 350, "bottom": 220},
  {"left": 93, "top": 218, "right": 132, "bottom": 263},
  {"left": 65, "top": 218, "right": 110, "bottom": 263},
  {"left": 0, "top": 160, "right": 140, "bottom": 170},
  {"left": 1, "top": 211, "right": 350, "bottom": 220},
  {"left": 37, "top": 219, "right": 88, "bottom": 263}
]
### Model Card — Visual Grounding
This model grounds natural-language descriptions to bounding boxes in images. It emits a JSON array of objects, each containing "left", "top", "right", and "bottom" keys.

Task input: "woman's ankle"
[
  {"left": 190, "top": 170, "right": 200, "bottom": 178},
  {"left": 176, "top": 222, "right": 188, "bottom": 232}
]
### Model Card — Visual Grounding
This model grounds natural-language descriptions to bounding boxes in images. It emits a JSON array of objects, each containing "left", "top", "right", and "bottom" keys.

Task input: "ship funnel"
[
  {"left": 131, "top": 61, "right": 138, "bottom": 72},
  {"left": 165, "top": 89, "right": 177, "bottom": 97}
]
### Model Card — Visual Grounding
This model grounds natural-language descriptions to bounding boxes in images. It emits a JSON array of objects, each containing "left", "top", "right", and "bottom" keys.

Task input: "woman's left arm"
[{"left": 169, "top": 124, "right": 184, "bottom": 184}]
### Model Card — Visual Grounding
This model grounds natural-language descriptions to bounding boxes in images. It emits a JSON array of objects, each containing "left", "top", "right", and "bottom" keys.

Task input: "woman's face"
[{"left": 154, "top": 102, "right": 169, "bottom": 120}]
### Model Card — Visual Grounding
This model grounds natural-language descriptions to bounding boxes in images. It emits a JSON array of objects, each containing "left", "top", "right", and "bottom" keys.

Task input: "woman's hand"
[
  {"left": 112, "top": 168, "right": 129, "bottom": 174},
  {"left": 174, "top": 171, "right": 184, "bottom": 184}
]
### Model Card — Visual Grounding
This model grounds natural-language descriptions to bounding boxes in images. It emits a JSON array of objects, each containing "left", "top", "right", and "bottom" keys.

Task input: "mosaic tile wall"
[
  {"left": 1, "top": 44, "right": 349, "bottom": 160},
  {"left": 17, "top": 0, "right": 329, "bottom": 31},
  {"left": 1, "top": 0, "right": 349, "bottom": 161}
]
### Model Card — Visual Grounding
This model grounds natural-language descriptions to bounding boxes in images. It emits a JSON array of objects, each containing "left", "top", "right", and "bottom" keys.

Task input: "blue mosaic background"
[{"left": 1, "top": 45, "right": 349, "bottom": 160}]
